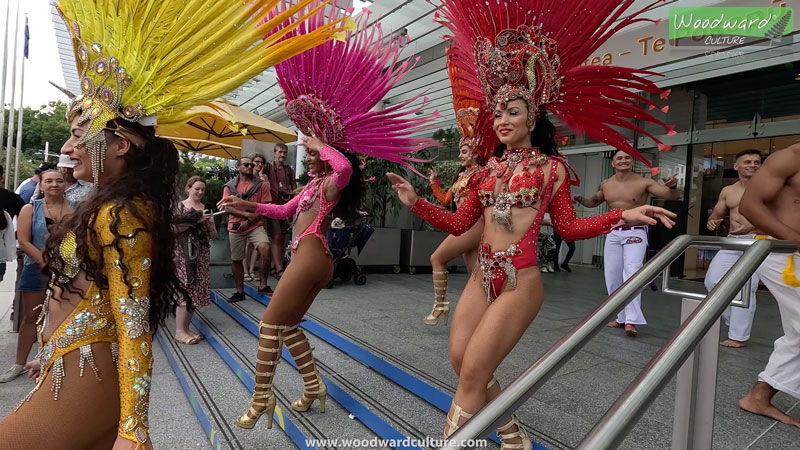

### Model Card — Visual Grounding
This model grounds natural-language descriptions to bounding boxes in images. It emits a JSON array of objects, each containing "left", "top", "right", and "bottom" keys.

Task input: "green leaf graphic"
[{"left": 764, "top": 9, "right": 792, "bottom": 39}]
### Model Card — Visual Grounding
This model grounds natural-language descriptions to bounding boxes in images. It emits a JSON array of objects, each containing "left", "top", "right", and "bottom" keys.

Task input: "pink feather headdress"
[
  {"left": 432, "top": 0, "right": 675, "bottom": 174},
  {"left": 274, "top": 2, "right": 439, "bottom": 168}
]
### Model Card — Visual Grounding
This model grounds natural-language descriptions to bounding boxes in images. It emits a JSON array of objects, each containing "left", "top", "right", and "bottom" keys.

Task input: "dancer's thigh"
[
  {"left": 264, "top": 235, "right": 332, "bottom": 325},
  {"left": 0, "top": 343, "right": 120, "bottom": 450}
]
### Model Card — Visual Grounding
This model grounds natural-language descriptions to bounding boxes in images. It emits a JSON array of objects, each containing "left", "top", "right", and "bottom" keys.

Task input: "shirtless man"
[
  {"left": 575, "top": 151, "right": 680, "bottom": 336},
  {"left": 738, "top": 144, "right": 800, "bottom": 428},
  {"left": 704, "top": 149, "right": 762, "bottom": 348}
]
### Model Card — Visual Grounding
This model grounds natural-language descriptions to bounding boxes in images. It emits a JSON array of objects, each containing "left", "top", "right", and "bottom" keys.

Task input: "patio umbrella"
[
  {"left": 157, "top": 99, "right": 296, "bottom": 154},
  {"left": 165, "top": 136, "right": 242, "bottom": 160}
]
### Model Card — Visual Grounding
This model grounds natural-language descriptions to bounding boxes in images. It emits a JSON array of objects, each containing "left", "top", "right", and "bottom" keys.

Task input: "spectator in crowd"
[
  {"left": 0, "top": 170, "right": 71, "bottom": 382},
  {"left": 173, "top": 176, "right": 217, "bottom": 344},
  {"left": 0, "top": 165, "right": 24, "bottom": 282},
  {"left": 264, "top": 143, "right": 296, "bottom": 278},
  {"left": 243, "top": 154, "right": 270, "bottom": 282},
  {"left": 15, "top": 162, "right": 57, "bottom": 204},
  {"left": 222, "top": 156, "right": 274, "bottom": 302},
  {"left": 57, "top": 154, "right": 94, "bottom": 206}
]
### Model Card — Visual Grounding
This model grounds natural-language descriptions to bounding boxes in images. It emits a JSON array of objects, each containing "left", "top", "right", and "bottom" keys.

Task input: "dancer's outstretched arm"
[
  {"left": 387, "top": 172, "right": 483, "bottom": 236},
  {"left": 549, "top": 163, "right": 676, "bottom": 241}
]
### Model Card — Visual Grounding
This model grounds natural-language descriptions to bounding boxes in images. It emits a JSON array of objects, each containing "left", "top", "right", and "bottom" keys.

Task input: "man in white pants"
[
  {"left": 704, "top": 150, "right": 763, "bottom": 348},
  {"left": 575, "top": 151, "right": 680, "bottom": 336},
  {"left": 739, "top": 144, "right": 800, "bottom": 427}
]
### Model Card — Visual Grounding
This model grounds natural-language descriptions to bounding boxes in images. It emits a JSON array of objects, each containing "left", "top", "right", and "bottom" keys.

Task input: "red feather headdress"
[
  {"left": 432, "top": 0, "right": 674, "bottom": 173},
  {"left": 446, "top": 41, "right": 498, "bottom": 165}
]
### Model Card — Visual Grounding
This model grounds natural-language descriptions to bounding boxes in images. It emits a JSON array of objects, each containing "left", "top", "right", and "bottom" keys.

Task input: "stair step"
[
  {"left": 197, "top": 300, "right": 382, "bottom": 449},
  {"left": 210, "top": 291, "right": 422, "bottom": 449},
  {"left": 157, "top": 323, "right": 297, "bottom": 450}
]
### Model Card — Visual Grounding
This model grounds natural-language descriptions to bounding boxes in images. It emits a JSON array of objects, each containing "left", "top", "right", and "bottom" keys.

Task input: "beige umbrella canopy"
[
  {"left": 166, "top": 137, "right": 242, "bottom": 160},
  {"left": 157, "top": 99, "right": 296, "bottom": 158}
]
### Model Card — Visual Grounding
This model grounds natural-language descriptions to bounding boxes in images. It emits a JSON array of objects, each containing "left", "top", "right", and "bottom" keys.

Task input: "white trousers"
[
  {"left": 703, "top": 235, "right": 760, "bottom": 341},
  {"left": 757, "top": 252, "right": 800, "bottom": 400},
  {"left": 604, "top": 228, "right": 648, "bottom": 325}
]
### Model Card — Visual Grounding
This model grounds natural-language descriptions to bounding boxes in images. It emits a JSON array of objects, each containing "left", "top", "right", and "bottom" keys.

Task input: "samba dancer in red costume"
[
  {"left": 388, "top": 0, "right": 676, "bottom": 447},
  {"left": 424, "top": 45, "right": 499, "bottom": 326}
]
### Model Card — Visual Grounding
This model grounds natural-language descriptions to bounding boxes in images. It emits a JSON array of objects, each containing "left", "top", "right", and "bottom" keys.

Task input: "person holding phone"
[{"left": 173, "top": 176, "right": 217, "bottom": 344}]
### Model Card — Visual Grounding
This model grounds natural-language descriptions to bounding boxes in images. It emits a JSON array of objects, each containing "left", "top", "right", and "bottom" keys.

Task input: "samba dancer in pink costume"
[{"left": 218, "top": 2, "right": 437, "bottom": 431}]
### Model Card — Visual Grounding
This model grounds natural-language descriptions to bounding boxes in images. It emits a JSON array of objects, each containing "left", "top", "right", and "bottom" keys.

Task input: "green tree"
[
  {"left": 176, "top": 150, "right": 232, "bottom": 209},
  {"left": 362, "top": 149, "right": 434, "bottom": 228},
  {"left": 3, "top": 102, "right": 71, "bottom": 156}
]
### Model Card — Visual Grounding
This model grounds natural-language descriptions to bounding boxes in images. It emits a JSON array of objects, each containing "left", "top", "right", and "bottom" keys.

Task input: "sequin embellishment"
[
  {"left": 122, "top": 416, "right": 137, "bottom": 433},
  {"left": 126, "top": 358, "right": 140, "bottom": 372},
  {"left": 132, "top": 374, "right": 151, "bottom": 397},
  {"left": 117, "top": 296, "right": 150, "bottom": 339}
]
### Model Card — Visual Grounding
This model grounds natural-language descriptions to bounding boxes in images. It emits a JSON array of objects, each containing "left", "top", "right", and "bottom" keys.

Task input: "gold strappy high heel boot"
[
  {"left": 496, "top": 415, "right": 532, "bottom": 450},
  {"left": 237, "top": 322, "right": 284, "bottom": 429},
  {"left": 284, "top": 325, "right": 327, "bottom": 413},
  {"left": 424, "top": 271, "right": 450, "bottom": 326}
]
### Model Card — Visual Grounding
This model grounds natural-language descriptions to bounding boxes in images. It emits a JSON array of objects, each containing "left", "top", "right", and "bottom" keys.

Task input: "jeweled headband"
[
  {"left": 456, "top": 106, "right": 480, "bottom": 148},
  {"left": 286, "top": 94, "right": 345, "bottom": 146},
  {"left": 66, "top": 21, "right": 146, "bottom": 183},
  {"left": 475, "top": 25, "right": 561, "bottom": 128}
]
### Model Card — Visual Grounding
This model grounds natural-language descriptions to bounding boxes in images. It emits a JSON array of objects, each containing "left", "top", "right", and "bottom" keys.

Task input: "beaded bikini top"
[{"left": 479, "top": 147, "right": 549, "bottom": 230}]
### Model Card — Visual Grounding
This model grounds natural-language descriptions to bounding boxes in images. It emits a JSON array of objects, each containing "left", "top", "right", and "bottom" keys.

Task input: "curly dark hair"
[
  {"left": 44, "top": 119, "right": 187, "bottom": 331},
  {"left": 494, "top": 106, "right": 558, "bottom": 156},
  {"left": 329, "top": 149, "right": 364, "bottom": 223}
]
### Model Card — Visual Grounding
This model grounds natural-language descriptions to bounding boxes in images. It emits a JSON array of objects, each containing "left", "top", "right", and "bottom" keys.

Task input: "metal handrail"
[{"left": 440, "top": 236, "right": 797, "bottom": 450}]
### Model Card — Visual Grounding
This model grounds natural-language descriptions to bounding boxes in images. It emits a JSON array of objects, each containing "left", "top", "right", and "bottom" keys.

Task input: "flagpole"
[
  {"left": 4, "top": 1, "right": 19, "bottom": 190},
  {"left": 13, "top": 14, "right": 27, "bottom": 188},
  {"left": 0, "top": 0, "right": 11, "bottom": 181}
]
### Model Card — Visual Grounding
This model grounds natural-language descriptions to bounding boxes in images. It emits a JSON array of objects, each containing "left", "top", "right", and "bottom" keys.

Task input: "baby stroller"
[
  {"left": 538, "top": 232, "right": 557, "bottom": 273},
  {"left": 325, "top": 218, "right": 374, "bottom": 288}
]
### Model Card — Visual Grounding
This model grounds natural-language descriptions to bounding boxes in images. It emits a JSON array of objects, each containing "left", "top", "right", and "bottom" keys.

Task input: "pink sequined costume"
[
  {"left": 232, "top": 2, "right": 440, "bottom": 434},
  {"left": 254, "top": 145, "right": 351, "bottom": 256}
]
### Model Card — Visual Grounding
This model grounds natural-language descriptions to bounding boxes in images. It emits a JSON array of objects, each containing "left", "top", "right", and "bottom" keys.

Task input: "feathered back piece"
[
  {"left": 57, "top": 0, "right": 347, "bottom": 182},
  {"left": 275, "top": 2, "right": 439, "bottom": 167},
  {"left": 433, "top": 0, "right": 675, "bottom": 173},
  {"left": 446, "top": 41, "right": 498, "bottom": 165}
]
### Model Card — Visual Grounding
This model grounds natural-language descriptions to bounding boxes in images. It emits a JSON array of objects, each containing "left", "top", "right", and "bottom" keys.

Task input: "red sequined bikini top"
[{"left": 478, "top": 148, "right": 550, "bottom": 229}]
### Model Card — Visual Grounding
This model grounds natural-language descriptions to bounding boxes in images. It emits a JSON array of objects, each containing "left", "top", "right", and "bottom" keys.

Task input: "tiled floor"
[{"left": 1, "top": 263, "right": 798, "bottom": 449}]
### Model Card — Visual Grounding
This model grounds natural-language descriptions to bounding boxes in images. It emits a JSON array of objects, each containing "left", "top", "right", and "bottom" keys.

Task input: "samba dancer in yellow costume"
[{"left": 0, "top": 1, "right": 348, "bottom": 449}]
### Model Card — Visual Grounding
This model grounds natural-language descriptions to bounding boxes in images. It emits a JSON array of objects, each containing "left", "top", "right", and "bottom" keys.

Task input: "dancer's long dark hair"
[
  {"left": 329, "top": 149, "right": 364, "bottom": 223},
  {"left": 44, "top": 119, "right": 186, "bottom": 331},
  {"left": 494, "top": 106, "right": 558, "bottom": 156}
]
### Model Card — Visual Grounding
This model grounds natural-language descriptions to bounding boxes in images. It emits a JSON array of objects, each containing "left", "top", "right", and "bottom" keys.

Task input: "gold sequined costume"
[{"left": 0, "top": 204, "right": 152, "bottom": 447}]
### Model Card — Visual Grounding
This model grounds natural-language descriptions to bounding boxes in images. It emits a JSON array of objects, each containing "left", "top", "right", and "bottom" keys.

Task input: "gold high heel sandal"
[
  {"left": 284, "top": 325, "right": 328, "bottom": 413},
  {"left": 237, "top": 391, "right": 277, "bottom": 429},
  {"left": 292, "top": 372, "right": 327, "bottom": 412},
  {"left": 237, "top": 322, "right": 284, "bottom": 429},
  {"left": 496, "top": 414, "right": 532, "bottom": 450},
  {"left": 424, "top": 271, "right": 450, "bottom": 326},
  {"left": 444, "top": 402, "right": 474, "bottom": 438}
]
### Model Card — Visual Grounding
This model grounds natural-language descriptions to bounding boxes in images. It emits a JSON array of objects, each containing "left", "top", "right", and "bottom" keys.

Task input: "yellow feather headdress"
[{"left": 57, "top": 0, "right": 348, "bottom": 182}]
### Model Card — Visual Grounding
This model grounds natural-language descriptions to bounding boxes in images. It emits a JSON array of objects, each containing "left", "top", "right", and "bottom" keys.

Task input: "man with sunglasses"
[{"left": 222, "top": 156, "right": 274, "bottom": 301}]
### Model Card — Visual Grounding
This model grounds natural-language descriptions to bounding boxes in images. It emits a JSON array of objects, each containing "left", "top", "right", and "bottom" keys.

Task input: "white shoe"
[{"left": 0, "top": 364, "right": 26, "bottom": 383}]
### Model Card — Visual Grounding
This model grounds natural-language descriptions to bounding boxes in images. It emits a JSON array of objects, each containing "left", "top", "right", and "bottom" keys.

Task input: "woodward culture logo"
[{"left": 670, "top": 7, "right": 793, "bottom": 40}]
